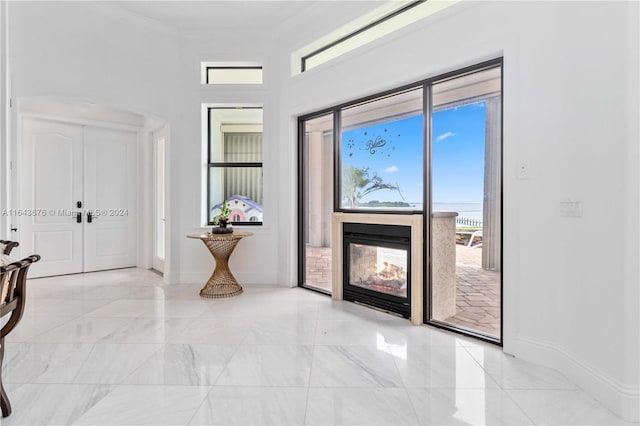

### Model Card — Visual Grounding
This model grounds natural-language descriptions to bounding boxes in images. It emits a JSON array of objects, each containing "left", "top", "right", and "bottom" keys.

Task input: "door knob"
[
  {"left": 87, "top": 211, "right": 93, "bottom": 223},
  {"left": 76, "top": 212, "right": 82, "bottom": 223}
]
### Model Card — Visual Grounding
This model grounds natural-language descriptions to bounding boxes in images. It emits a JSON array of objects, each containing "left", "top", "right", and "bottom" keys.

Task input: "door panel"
[
  {"left": 21, "top": 118, "right": 138, "bottom": 277},
  {"left": 34, "top": 231, "right": 75, "bottom": 262},
  {"left": 429, "top": 65, "right": 502, "bottom": 340},
  {"left": 83, "top": 126, "right": 137, "bottom": 272},
  {"left": 21, "top": 118, "right": 84, "bottom": 277}
]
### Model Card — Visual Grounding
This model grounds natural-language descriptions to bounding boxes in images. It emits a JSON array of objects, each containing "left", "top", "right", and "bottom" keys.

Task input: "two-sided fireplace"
[{"left": 343, "top": 222, "right": 411, "bottom": 318}]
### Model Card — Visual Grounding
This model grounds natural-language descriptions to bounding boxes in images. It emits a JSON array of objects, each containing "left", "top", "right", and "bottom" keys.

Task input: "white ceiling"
[{"left": 107, "top": 1, "right": 386, "bottom": 32}]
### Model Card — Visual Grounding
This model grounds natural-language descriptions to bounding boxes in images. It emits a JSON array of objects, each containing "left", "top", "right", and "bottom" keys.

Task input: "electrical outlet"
[{"left": 560, "top": 200, "right": 583, "bottom": 217}]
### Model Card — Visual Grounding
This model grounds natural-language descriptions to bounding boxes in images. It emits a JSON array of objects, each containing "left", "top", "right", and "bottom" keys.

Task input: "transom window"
[
  {"left": 292, "top": 0, "right": 460, "bottom": 74},
  {"left": 201, "top": 62, "right": 263, "bottom": 84}
]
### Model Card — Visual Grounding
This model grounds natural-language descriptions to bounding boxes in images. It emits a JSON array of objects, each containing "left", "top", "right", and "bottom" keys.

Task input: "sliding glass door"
[
  {"left": 298, "top": 59, "right": 503, "bottom": 343},
  {"left": 299, "top": 113, "right": 334, "bottom": 293},
  {"left": 429, "top": 64, "right": 502, "bottom": 340}
]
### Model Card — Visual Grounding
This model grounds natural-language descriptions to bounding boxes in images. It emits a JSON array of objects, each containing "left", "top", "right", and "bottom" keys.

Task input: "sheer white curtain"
[{"left": 482, "top": 96, "right": 501, "bottom": 271}]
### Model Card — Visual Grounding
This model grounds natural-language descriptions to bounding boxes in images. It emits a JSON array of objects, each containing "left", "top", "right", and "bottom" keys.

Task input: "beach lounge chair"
[{"left": 467, "top": 230, "right": 483, "bottom": 248}]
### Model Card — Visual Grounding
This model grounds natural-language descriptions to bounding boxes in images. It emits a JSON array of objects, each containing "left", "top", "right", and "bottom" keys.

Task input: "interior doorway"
[{"left": 153, "top": 127, "right": 167, "bottom": 273}]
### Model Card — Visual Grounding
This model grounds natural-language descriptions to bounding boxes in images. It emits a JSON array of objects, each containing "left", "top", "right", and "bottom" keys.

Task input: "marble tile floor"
[{"left": 0, "top": 268, "right": 632, "bottom": 425}]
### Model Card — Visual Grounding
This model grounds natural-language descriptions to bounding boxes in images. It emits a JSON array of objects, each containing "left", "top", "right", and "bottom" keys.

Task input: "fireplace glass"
[
  {"left": 348, "top": 243, "right": 408, "bottom": 298},
  {"left": 343, "top": 222, "right": 411, "bottom": 317}
]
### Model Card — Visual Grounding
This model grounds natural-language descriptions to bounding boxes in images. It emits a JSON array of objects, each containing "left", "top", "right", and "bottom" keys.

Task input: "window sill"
[{"left": 194, "top": 225, "right": 270, "bottom": 235}]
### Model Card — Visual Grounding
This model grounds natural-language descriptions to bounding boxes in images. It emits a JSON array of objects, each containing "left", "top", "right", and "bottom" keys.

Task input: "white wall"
[
  {"left": 5, "top": 1, "right": 639, "bottom": 421},
  {"left": 8, "top": 3, "right": 179, "bottom": 118},
  {"left": 171, "top": 30, "right": 282, "bottom": 285},
  {"left": 278, "top": 1, "right": 639, "bottom": 421},
  {"left": 1, "top": 1, "right": 9, "bottom": 237},
  {"left": 7, "top": 1, "right": 180, "bottom": 280}
]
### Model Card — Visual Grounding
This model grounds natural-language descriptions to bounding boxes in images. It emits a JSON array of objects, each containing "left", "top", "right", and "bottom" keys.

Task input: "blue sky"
[
  {"left": 341, "top": 101, "right": 486, "bottom": 204},
  {"left": 432, "top": 102, "right": 486, "bottom": 203},
  {"left": 342, "top": 114, "right": 424, "bottom": 203}
]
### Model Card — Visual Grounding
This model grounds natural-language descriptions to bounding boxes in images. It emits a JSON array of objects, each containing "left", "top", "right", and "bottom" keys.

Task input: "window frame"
[
  {"left": 301, "top": 1, "right": 425, "bottom": 73},
  {"left": 336, "top": 87, "right": 425, "bottom": 213},
  {"left": 205, "top": 66, "right": 263, "bottom": 85},
  {"left": 207, "top": 106, "right": 264, "bottom": 226},
  {"left": 297, "top": 57, "right": 504, "bottom": 346}
]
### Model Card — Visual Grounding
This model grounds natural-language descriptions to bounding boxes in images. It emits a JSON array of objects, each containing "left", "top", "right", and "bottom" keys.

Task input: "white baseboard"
[{"left": 512, "top": 336, "right": 639, "bottom": 423}]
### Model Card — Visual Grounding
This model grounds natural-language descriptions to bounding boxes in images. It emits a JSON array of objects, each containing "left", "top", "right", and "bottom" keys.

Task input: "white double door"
[{"left": 21, "top": 118, "right": 138, "bottom": 278}]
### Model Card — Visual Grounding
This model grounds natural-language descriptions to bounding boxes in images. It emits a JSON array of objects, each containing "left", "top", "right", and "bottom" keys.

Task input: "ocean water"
[
  {"left": 354, "top": 201, "right": 484, "bottom": 223},
  {"left": 411, "top": 202, "right": 483, "bottom": 222}
]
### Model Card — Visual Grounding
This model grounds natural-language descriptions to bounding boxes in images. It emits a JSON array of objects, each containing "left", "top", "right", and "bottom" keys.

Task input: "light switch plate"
[{"left": 517, "top": 163, "right": 530, "bottom": 180}]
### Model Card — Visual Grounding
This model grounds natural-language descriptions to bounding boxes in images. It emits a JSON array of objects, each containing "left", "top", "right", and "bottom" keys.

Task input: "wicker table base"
[
  {"left": 200, "top": 283, "right": 243, "bottom": 299},
  {"left": 187, "top": 232, "right": 253, "bottom": 299}
]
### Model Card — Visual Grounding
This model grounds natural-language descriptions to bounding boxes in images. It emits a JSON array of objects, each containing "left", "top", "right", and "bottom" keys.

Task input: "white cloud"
[
  {"left": 383, "top": 165, "right": 398, "bottom": 173},
  {"left": 436, "top": 131, "right": 455, "bottom": 142}
]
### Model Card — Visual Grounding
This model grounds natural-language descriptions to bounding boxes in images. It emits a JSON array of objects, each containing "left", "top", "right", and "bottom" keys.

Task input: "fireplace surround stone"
[
  {"left": 332, "top": 212, "right": 458, "bottom": 325},
  {"left": 332, "top": 213, "right": 423, "bottom": 324}
]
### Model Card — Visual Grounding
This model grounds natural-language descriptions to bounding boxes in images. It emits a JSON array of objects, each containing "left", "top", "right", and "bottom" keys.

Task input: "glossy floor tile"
[
  {"left": 188, "top": 386, "right": 307, "bottom": 425},
  {"left": 123, "top": 344, "right": 237, "bottom": 385},
  {"left": 73, "top": 384, "right": 211, "bottom": 425},
  {"left": 2, "top": 383, "right": 112, "bottom": 425},
  {"left": 215, "top": 344, "right": 313, "bottom": 387},
  {"left": 394, "top": 344, "right": 500, "bottom": 389},
  {"left": 408, "top": 388, "right": 534, "bottom": 425},
  {"left": 305, "top": 387, "right": 420, "bottom": 425},
  {"left": 309, "top": 345, "right": 403, "bottom": 388},
  {"left": 0, "top": 268, "right": 632, "bottom": 425},
  {"left": 4, "top": 342, "right": 94, "bottom": 384},
  {"left": 465, "top": 346, "right": 578, "bottom": 390},
  {"left": 506, "top": 389, "right": 633, "bottom": 425}
]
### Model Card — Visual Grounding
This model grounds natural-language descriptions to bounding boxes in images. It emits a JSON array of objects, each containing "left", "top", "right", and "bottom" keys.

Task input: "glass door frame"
[
  {"left": 297, "top": 110, "right": 337, "bottom": 294},
  {"left": 297, "top": 57, "right": 503, "bottom": 346},
  {"left": 423, "top": 58, "right": 504, "bottom": 345}
]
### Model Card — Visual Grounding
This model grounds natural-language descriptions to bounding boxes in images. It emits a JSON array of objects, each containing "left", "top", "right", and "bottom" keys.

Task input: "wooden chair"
[
  {"left": 0, "top": 254, "right": 40, "bottom": 417},
  {"left": 0, "top": 241, "right": 19, "bottom": 256}
]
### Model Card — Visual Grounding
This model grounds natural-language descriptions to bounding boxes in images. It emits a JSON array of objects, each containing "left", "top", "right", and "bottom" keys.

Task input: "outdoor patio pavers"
[{"left": 440, "top": 246, "right": 501, "bottom": 336}]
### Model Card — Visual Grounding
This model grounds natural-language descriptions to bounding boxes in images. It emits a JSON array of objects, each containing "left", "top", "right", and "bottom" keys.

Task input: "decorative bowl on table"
[{"left": 211, "top": 226, "right": 233, "bottom": 234}]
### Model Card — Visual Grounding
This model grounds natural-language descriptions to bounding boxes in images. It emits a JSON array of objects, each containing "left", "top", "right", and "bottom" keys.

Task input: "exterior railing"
[{"left": 456, "top": 217, "right": 483, "bottom": 227}]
